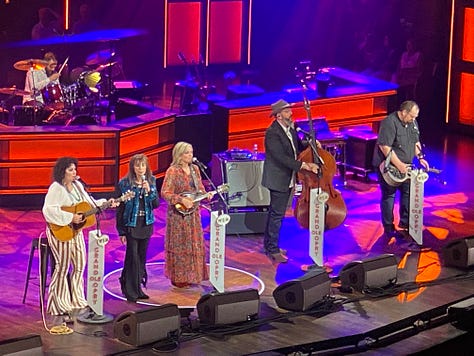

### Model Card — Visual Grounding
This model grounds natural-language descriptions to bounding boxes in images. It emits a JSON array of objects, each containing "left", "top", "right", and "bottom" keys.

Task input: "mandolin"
[
  {"left": 175, "top": 184, "right": 229, "bottom": 215},
  {"left": 48, "top": 191, "right": 135, "bottom": 242}
]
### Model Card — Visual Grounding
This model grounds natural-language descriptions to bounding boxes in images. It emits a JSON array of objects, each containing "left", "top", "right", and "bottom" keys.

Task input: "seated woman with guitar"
[
  {"left": 115, "top": 154, "right": 159, "bottom": 302},
  {"left": 161, "top": 142, "right": 214, "bottom": 288},
  {"left": 42, "top": 156, "right": 118, "bottom": 316}
]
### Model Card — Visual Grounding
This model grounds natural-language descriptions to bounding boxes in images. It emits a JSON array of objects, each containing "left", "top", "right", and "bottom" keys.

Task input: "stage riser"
[{"left": 0, "top": 109, "right": 175, "bottom": 198}]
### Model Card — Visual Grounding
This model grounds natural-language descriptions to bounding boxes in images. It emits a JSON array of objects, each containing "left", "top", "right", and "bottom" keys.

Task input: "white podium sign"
[
  {"left": 409, "top": 170, "right": 429, "bottom": 245},
  {"left": 86, "top": 229, "right": 109, "bottom": 316},
  {"left": 309, "top": 188, "right": 328, "bottom": 266},
  {"left": 209, "top": 211, "right": 230, "bottom": 293}
]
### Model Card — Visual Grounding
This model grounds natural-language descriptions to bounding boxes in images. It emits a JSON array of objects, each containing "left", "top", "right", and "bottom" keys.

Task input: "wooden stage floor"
[{"left": 0, "top": 131, "right": 473, "bottom": 355}]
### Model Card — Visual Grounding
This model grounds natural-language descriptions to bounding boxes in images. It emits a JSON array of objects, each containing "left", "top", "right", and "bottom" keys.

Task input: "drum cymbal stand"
[{"left": 100, "top": 42, "right": 118, "bottom": 124}]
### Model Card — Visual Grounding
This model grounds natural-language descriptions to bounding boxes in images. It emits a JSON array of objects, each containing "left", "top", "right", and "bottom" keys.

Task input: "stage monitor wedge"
[
  {"left": 114, "top": 304, "right": 180, "bottom": 346},
  {"left": 273, "top": 269, "right": 331, "bottom": 312},
  {"left": 0, "top": 334, "right": 43, "bottom": 355},
  {"left": 447, "top": 297, "right": 474, "bottom": 330},
  {"left": 197, "top": 289, "right": 260, "bottom": 325},
  {"left": 442, "top": 236, "right": 474, "bottom": 269},
  {"left": 339, "top": 254, "right": 398, "bottom": 292}
]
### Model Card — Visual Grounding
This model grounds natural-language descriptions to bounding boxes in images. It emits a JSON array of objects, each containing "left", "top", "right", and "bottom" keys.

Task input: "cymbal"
[
  {"left": 0, "top": 87, "right": 30, "bottom": 96},
  {"left": 96, "top": 61, "right": 117, "bottom": 71},
  {"left": 14, "top": 59, "right": 48, "bottom": 71},
  {"left": 86, "top": 49, "right": 115, "bottom": 66}
]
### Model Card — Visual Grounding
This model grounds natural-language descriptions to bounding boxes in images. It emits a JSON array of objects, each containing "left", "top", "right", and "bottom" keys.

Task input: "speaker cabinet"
[
  {"left": 345, "top": 130, "right": 378, "bottom": 174},
  {"left": 114, "top": 304, "right": 180, "bottom": 346},
  {"left": 211, "top": 153, "right": 270, "bottom": 208},
  {"left": 197, "top": 289, "right": 260, "bottom": 325},
  {"left": 443, "top": 236, "right": 474, "bottom": 268},
  {"left": 273, "top": 269, "right": 331, "bottom": 311},
  {"left": 339, "top": 254, "right": 398, "bottom": 291},
  {"left": 227, "top": 210, "right": 267, "bottom": 235},
  {"left": 0, "top": 334, "right": 42, "bottom": 355},
  {"left": 447, "top": 297, "right": 474, "bottom": 330}
]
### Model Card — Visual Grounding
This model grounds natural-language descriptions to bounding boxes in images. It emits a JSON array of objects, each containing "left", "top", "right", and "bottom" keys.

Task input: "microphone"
[
  {"left": 141, "top": 174, "right": 147, "bottom": 196},
  {"left": 296, "top": 127, "right": 311, "bottom": 138},
  {"left": 74, "top": 175, "right": 89, "bottom": 188},
  {"left": 192, "top": 157, "right": 207, "bottom": 170}
]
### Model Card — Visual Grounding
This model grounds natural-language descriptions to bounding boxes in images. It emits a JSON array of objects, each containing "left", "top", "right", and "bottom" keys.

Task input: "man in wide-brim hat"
[{"left": 261, "top": 99, "right": 319, "bottom": 263}]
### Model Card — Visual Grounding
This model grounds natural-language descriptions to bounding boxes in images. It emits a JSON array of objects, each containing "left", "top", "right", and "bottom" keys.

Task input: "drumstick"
[{"left": 58, "top": 57, "right": 69, "bottom": 75}]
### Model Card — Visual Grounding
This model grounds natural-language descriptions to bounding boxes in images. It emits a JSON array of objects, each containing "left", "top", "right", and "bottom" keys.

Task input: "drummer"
[{"left": 22, "top": 52, "right": 61, "bottom": 106}]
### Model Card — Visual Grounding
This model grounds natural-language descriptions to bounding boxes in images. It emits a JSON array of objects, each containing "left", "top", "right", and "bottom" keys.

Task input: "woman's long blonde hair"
[{"left": 171, "top": 141, "right": 192, "bottom": 166}]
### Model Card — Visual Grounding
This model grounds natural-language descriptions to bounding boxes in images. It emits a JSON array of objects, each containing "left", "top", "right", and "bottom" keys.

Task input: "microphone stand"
[
  {"left": 299, "top": 74, "right": 328, "bottom": 274},
  {"left": 195, "top": 163, "right": 229, "bottom": 214},
  {"left": 301, "top": 83, "right": 324, "bottom": 181}
]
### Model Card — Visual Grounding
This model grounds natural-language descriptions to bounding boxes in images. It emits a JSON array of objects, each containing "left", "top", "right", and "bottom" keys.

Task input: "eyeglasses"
[{"left": 407, "top": 112, "right": 418, "bottom": 119}]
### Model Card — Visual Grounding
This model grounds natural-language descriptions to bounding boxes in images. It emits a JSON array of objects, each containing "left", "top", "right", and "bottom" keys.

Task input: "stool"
[
  {"left": 22, "top": 236, "right": 55, "bottom": 304},
  {"left": 170, "top": 80, "right": 198, "bottom": 113}
]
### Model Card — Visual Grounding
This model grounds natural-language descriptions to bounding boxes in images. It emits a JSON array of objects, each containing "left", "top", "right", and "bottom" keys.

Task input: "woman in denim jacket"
[{"left": 116, "top": 154, "right": 159, "bottom": 302}]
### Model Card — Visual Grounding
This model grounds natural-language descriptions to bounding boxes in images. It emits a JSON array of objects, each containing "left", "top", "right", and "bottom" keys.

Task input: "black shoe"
[
  {"left": 267, "top": 252, "right": 288, "bottom": 263},
  {"left": 398, "top": 223, "right": 408, "bottom": 230},
  {"left": 138, "top": 292, "right": 150, "bottom": 300},
  {"left": 385, "top": 230, "right": 407, "bottom": 241},
  {"left": 119, "top": 277, "right": 126, "bottom": 295},
  {"left": 126, "top": 296, "right": 137, "bottom": 303}
]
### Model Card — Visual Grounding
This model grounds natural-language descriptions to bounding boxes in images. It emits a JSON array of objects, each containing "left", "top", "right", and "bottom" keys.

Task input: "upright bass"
[{"left": 294, "top": 71, "right": 347, "bottom": 230}]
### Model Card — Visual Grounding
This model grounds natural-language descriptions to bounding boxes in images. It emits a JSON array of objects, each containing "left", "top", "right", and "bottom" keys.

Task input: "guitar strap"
[
  {"left": 383, "top": 149, "right": 393, "bottom": 172},
  {"left": 74, "top": 180, "right": 99, "bottom": 211},
  {"left": 71, "top": 181, "right": 86, "bottom": 203},
  {"left": 189, "top": 164, "right": 201, "bottom": 194}
]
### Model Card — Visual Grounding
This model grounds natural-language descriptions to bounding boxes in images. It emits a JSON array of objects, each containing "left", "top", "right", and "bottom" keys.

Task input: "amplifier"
[{"left": 211, "top": 153, "right": 270, "bottom": 208}]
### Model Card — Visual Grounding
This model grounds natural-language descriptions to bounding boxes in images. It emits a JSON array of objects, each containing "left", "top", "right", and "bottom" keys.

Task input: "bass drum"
[
  {"left": 64, "top": 70, "right": 98, "bottom": 109},
  {"left": 63, "top": 81, "right": 89, "bottom": 108}
]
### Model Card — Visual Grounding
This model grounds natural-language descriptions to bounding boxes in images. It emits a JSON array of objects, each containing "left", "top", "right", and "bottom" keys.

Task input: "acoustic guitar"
[
  {"left": 48, "top": 191, "right": 135, "bottom": 242},
  {"left": 175, "top": 184, "right": 229, "bottom": 215}
]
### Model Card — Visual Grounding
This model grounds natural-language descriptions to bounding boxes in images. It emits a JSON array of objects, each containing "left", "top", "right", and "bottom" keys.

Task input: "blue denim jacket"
[{"left": 116, "top": 176, "right": 158, "bottom": 235}]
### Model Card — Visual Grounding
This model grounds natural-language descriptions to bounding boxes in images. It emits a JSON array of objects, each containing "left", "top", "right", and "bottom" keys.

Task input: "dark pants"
[
  {"left": 378, "top": 171, "right": 410, "bottom": 232},
  {"left": 121, "top": 235, "right": 150, "bottom": 299},
  {"left": 264, "top": 188, "right": 292, "bottom": 254}
]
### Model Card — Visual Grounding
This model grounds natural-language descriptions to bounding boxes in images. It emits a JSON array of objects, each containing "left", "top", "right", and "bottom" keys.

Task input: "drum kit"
[
  {"left": 0, "top": 54, "right": 115, "bottom": 126},
  {"left": 0, "top": 28, "right": 147, "bottom": 126},
  {"left": 0, "top": 28, "right": 140, "bottom": 126}
]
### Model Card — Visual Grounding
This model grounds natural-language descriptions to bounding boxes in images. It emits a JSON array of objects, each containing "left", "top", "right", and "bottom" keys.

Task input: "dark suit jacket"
[{"left": 262, "top": 120, "right": 305, "bottom": 192}]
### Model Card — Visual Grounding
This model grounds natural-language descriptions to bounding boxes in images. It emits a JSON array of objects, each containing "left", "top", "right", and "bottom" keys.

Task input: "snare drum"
[
  {"left": 12, "top": 105, "right": 46, "bottom": 125},
  {"left": 41, "top": 83, "right": 65, "bottom": 110}
]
